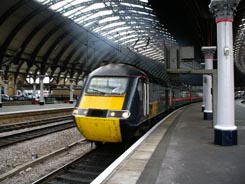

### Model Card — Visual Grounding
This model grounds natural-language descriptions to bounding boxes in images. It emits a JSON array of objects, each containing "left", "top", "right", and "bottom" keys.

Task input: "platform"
[
  {"left": 94, "top": 100, "right": 245, "bottom": 184},
  {"left": 0, "top": 102, "right": 75, "bottom": 115}
]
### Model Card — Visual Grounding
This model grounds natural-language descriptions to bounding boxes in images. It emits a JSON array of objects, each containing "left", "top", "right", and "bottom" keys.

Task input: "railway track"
[
  {"left": 0, "top": 119, "right": 75, "bottom": 148},
  {"left": 33, "top": 143, "right": 125, "bottom": 184},
  {"left": 0, "top": 115, "right": 72, "bottom": 133},
  {"left": 0, "top": 107, "right": 73, "bottom": 124}
]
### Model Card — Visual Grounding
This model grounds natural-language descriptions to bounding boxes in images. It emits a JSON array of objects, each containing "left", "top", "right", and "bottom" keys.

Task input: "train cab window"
[{"left": 86, "top": 77, "right": 128, "bottom": 95}]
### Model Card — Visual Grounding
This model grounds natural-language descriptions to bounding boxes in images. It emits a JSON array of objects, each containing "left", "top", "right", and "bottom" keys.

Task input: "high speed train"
[{"left": 72, "top": 64, "right": 201, "bottom": 144}]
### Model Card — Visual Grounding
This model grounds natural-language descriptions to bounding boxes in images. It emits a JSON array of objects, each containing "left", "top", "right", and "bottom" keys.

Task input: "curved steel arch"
[
  {"left": 0, "top": 0, "right": 28, "bottom": 26},
  {"left": 35, "top": 0, "right": 174, "bottom": 63},
  {"left": 30, "top": 19, "right": 73, "bottom": 67},
  {"left": 0, "top": 2, "right": 54, "bottom": 65},
  {"left": 50, "top": 31, "right": 85, "bottom": 72},
  {"left": 13, "top": 13, "right": 59, "bottom": 69},
  {"left": 0, "top": 0, "right": 180, "bottom": 89}
]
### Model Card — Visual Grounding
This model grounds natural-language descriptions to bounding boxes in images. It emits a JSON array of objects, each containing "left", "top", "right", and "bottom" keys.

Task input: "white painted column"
[
  {"left": 33, "top": 83, "right": 36, "bottom": 99},
  {"left": 209, "top": 0, "right": 239, "bottom": 146},
  {"left": 201, "top": 46, "right": 216, "bottom": 120},
  {"left": 4, "top": 80, "right": 8, "bottom": 95},
  {"left": 39, "top": 75, "right": 45, "bottom": 105},
  {"left": 69, "top": 79, "right": 74, "bottom": 104},
  {"left": 202, "top": 76, "right": 206, "bottom": 112}
]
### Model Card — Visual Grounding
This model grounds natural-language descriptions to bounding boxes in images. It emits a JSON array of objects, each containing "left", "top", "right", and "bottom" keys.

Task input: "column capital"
[
  {"left": 201, "top": 46, "right": 216, "bottom": 59},
  {"left": 209, "top": 0, "right": 240, "bottom": 21}
]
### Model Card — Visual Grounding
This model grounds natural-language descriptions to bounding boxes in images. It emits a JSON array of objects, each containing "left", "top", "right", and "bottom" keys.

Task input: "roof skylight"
[{"left": 35, "top": 0, "right": 177, "bottom": 62}]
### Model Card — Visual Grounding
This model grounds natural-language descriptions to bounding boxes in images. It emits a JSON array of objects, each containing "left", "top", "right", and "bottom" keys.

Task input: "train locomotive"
[{"left": 72, "top": 63, "right": 200, "bottom": 144}]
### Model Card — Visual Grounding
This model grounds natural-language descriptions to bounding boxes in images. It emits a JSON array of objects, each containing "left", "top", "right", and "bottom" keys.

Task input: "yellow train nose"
[{"left": 75, "top": 116, "right": 122, "bottom": 142}]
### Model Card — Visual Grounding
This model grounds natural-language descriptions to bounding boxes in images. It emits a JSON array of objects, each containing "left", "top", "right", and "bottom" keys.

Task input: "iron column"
[
  {"left": 209, "top": 0, "right": 240, "bottom": 146},
  {"left": 39, "top": 75, "right": 45, "bottom": 105},
  {"left": 4, "top": 80, "right": 8, "bottom": 95},
  {"left": 202, "top": 75, "right": 206, "bottom": 112},
  {"left": 201, "top": 46, "right": 216, "bottom": 120},
  {"left": 69, "top": 79, "right": 74, "bottom": 104}
]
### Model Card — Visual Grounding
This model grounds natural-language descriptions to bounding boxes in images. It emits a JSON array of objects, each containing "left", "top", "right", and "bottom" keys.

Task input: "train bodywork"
[{"left": 72, "top": 64, "right": 201, "bottom": 144}]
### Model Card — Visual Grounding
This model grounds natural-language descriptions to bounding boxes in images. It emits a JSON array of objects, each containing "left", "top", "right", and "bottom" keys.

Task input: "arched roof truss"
[
  {"left": 0, "top": 0, "right": 177, "bottom": 86},
  {"left": 35, "top": 0, "right": 177, "bottom": 62},
  {"left": 235, "top": 16, "right": 245, "bottom": 74}
]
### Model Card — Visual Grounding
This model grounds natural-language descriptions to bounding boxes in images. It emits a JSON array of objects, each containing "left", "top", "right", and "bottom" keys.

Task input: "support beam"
[{"left": 167, "top": 69, "right": 215, "bottom": 75}]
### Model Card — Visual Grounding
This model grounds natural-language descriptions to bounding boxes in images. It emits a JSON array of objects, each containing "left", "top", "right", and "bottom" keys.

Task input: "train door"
[{"left": 137, "top": 78, "right": 149, "bottom": 120}]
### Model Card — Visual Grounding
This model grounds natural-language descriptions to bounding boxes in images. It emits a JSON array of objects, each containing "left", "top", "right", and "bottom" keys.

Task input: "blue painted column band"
[
  {"left": 204, "top": 112, "right": 213, "bottom": 120},
  {"left": 214, "top": 129, "right": 237, "bottom": 146}
]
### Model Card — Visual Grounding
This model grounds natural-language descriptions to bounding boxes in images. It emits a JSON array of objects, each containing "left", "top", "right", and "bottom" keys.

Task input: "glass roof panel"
[
  {"left": 68, "top": 0, "right": 92, "bottom": 5},
  {"left": 120, "top": 3, "right": 144, "bottom": 9},
  {"left": 49, "top": 1, "right": 67, "bottom": 10},
  {"left": 82, "top": 10, "right": 113, "bottom": 22},
  {"left": 99, "top": 22, "right": 126, "bottom": 31},
  {"left": 35, "top": 0, "right": 177, "bottom": 62},
  {"left": 80, "top": 3, "right": 105, "bottom": 13},
  {"left": 99, "top": 16, "right": 120, "bottom": 24}
]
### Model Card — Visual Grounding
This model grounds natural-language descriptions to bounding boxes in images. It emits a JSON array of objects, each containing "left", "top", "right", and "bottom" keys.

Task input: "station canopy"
[
  {"left": 0, "top": 0, "right": 178, "bottom": 86},
  {"left": 36, "top": 0, "right": 176, "bottom": 61},
  {"left": 234, "top": 16, "right": 245, "bottom": 74}
]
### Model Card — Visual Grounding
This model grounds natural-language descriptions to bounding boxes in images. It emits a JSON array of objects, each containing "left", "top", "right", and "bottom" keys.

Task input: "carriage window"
[
  {"left": 137, "top": 79, "right": 144, "bottom": 101},
  {"left": 137, "top": 78, "right": 148, "bottom": 116},
  {"left": 86, "top": 77, "right": 128, "bottom": 95}
]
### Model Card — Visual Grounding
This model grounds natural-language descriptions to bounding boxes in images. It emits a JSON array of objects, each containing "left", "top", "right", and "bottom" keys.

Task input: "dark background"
[{"left": 148, "top": 0, "right": 245, "bottom": 87}]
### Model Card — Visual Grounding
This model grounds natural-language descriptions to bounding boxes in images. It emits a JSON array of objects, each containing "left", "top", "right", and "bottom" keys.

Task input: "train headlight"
[
  {"left": 107, "top": 110, "right": 131, "bottom": 119},
  {"left": 110, "top": 111, "right": 116, "bottom": 117},
  {"left": 72, "top": 108, "right": 88, "bottom": 116},
  {"left": 72, "top": 108, "right": 78, "bottom": 115},
  {"left": 122, "top": 111, "right": 130, "bottom": 119}
]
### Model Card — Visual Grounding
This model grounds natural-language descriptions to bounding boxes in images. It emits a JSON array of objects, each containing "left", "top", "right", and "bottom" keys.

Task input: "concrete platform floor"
[{"left": 101, "top": 100, "right": 245, "bottom": 184}]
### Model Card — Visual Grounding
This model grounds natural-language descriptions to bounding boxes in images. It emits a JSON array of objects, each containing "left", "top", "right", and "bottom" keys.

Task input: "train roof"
[
  {"left": 88, "top": 63, "right": 183, "bottom": 88},
  {"left": 88, "top": 64, "right": 146, "bottom": 78}
]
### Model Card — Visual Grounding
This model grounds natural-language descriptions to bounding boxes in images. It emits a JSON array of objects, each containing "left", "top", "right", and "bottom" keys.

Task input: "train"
[
  {"left": 72, "top": 63, "right": 201, "bottom": 145},
  {"left": 52, "top": 88, "right": 81, "bottom": 101}
]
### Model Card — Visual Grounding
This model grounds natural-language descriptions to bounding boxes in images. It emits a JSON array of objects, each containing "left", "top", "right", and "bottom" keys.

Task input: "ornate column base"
[
  {"left": 0, "top": 103, "right": 2, "bottom": 108},
  {"left": 203, "top": 111, "right": 213, "bottom": 120},
  {"left": 39, "top": 101, "right": 45, "bottom": 105},
  {"left": 214, "top": 129, "right": 237, "bottom": 146},
  {"left": 69, "top": 100, "right": 73, "bottom": 104}
]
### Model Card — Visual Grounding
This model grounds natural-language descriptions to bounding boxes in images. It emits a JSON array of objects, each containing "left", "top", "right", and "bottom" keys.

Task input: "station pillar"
[
  {"left": 39, "top": 75, "right": 45, "bottom": 105},
  {"left": 202, "top": 78, "right": 205, "bottom": 112},
  {"left": 33, "top": 83, "right": 36, "bottom": 98},
  {"left": 209, "top": 0, "right": 240, "bottom": 146},
  {"left": 4, "top": 80, "right": 8, "bottom": 95},
  {"left": 201, "top": 46, "right": 216, "bottom": 120},
  {"left": 69, "top": 79, "right": 74, "bottom": 104},
  {"left": 0, "top": 70, "right": 3, "bottom": 108}
]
